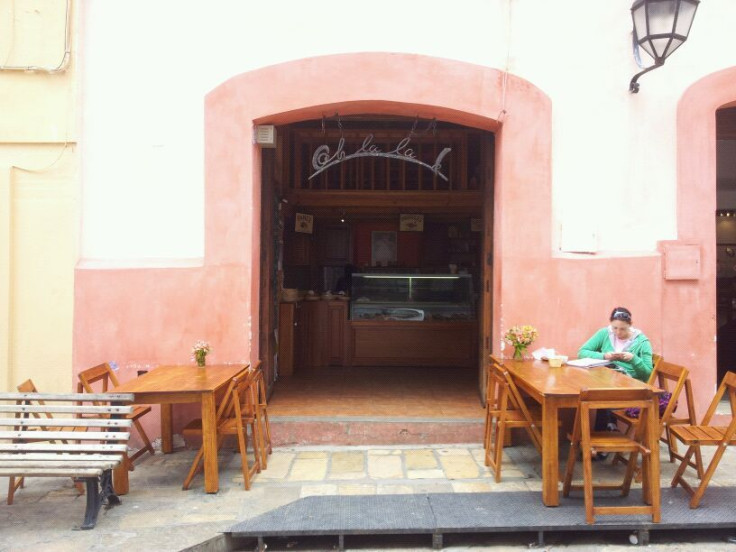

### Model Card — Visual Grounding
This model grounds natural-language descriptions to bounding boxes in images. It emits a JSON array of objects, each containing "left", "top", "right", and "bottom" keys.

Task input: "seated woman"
[
  {"left": 578, "top": 306, "right": 653, "bottom": 382},
  {"left": 578, "top": 307, "right": 654, "bottom": 441}
]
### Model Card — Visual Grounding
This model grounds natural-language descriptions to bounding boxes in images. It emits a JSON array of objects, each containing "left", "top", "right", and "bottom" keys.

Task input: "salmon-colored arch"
[
  {"left": 667, "top": 66, "right": 736, "bottom": 412},
  {"left": 73, "top": 53, "right": 555, "bottom": 437}
]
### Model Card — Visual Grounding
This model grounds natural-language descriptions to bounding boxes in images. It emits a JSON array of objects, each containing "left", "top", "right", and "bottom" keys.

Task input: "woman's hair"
[{"left": 609, "top": 307, "right": 632, "bottom": 323}]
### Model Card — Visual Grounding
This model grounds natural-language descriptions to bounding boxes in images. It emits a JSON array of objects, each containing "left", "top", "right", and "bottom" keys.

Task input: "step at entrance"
[{"left": 269, "top": 416, "right": 484, "bottom": 446}]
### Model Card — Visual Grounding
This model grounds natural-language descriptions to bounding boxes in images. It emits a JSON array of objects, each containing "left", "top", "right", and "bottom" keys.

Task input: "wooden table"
[
  {"left": 113, "top": 364, "right": 246, "bottom": 494},
  {"left": 502, "top": 359, "right": 661, "bottom": 507}
]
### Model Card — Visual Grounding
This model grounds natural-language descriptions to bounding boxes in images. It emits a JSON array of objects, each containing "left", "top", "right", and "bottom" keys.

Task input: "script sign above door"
[{"left": 309, "top": 134, "right": 452, "bottom": 182}]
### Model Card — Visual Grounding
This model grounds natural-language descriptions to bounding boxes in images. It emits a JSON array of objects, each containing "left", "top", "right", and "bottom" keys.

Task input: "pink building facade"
[{"left": 73, "top": 53, "right": 736, "bottom": 435}]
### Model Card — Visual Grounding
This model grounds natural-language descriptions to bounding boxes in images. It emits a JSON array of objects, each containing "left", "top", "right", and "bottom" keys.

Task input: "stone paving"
[{"left": 1, "top": 439, "right": 736, "bottom": 551}]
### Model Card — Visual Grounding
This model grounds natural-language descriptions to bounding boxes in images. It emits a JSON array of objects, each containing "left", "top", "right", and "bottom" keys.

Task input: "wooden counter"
[
  {"left": 279, "top": 301, "right": 477, "bottom": 371},
  {"left": 349, "top": 320, "right": 478, "bottom": 367}
]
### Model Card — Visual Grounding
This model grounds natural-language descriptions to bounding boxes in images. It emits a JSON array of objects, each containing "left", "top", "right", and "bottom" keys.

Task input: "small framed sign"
[
  {"left": 400, "top": 214, "right": 424, "bottom": 232},
  {"left": 471, "top": 218, "right": 483, "bottom": 232},
  {"left": 295, "top": 213, "right": 313, "bottom": 234},
  {"left": 371, "top": 231, "right": 397, "bottom": 267}
]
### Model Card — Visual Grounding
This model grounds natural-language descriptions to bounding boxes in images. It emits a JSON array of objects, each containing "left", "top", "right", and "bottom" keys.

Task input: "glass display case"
[{"left": 350, "top": 273, "right": 475, "bottom": 322}]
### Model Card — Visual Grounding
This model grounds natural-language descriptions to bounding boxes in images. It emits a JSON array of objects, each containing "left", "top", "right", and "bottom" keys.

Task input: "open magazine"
[{"left": 566, "top": 358, "right": 612, "bottom": 368}]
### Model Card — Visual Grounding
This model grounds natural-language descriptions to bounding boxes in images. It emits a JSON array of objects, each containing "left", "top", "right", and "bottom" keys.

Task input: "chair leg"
[
  {"left": 582, "top": 444, "right": 595, "bottom": 524},
  {"left": 132, "top": 418, "right": 155, "bottom": 456},
  {"left": 689, "top": 444, "right": 730, "bottom": 509},
  {"left": 182, "top": 447, "right": 205, "bottom": 490},
  {"left": 254, "top": 405, "right": 269, "bottom": 470},
  {"left": 562, "top": 440, "right": 579, "bottom": 497},
  {"left": 236, "top": 421, "right": 261, "bottom": 490},
  {"left": 7, "top": 476, "right": 24, "bottom": 505},
  {"left": 491, "top": 422, "right": 505, "bottom": 483},
  {"left": 483, "top": 408, "right": 492, "bottom": 454}
]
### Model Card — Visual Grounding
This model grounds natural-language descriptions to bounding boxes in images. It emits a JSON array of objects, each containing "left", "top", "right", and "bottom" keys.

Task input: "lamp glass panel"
[
  {"left": 675, "top": 2, "right": 698, "bottom": 35},
  {"left": 651, "top": 37, "right": 675, "bottom": 58},
  {"left": 663, "top": 37, "right": 685, "bottom": 58},
  {"left": 647, "top": 1, "right": 677, "bottom": 36},
  {"left": 632, "top": 4, "right": 649, "bottom": 40},
  {"left": 639, "top": 40, "right": 656, "bottom": 59}
]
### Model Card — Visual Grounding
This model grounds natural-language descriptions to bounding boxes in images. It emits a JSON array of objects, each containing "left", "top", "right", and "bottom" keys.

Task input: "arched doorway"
[
  {"left": 204, "top": 53, "right": 552, "bottom": 442},
  {"left": 676, "top": 67, "right": 736, "bottom": 410}
]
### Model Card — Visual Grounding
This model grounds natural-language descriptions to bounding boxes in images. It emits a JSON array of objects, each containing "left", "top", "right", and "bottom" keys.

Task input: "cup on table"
[{"left": 548, "top": 355, "right": 567, "bottom": 368}]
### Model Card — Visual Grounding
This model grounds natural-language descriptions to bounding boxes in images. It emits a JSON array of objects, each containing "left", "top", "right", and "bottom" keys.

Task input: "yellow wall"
[{"left": 0, "top": 0, "right": 77, "bottom": 392}]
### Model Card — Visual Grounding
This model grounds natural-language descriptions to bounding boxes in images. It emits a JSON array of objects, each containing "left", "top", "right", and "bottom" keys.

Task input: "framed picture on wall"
[{"left": 371, "top": 231, "right": 397, "bottom": 267}]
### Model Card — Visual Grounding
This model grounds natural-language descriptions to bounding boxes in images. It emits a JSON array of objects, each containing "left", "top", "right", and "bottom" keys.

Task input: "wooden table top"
[
  {"left": 113, "top": 364, "right": 247, "bottom": 395},
  {"left": 501, "top": 359, "right": 657, "bottom": 399}
]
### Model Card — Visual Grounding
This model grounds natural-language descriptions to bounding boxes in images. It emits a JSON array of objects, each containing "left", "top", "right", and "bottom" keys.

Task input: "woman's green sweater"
[{"left": 578, "top": 327, "right": 653, "bottom": 382}]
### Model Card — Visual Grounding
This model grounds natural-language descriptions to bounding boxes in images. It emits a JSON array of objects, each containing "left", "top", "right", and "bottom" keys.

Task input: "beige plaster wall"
[{"left": 0, "top": 0, "right": 78, "bottom": 392}]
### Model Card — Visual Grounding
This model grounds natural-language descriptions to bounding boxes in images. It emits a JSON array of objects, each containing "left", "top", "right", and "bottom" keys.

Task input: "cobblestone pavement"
[{"left": 1, "top": 440, "right": 736, "bottom": 551}]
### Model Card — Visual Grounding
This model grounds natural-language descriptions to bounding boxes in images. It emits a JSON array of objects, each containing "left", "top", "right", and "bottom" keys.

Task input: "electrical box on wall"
[
  {"left": 255, "top": 125, "right": 277, "bottom": 147},
  {"left": 662, "top": 242, "right": 701, "bottom": 280}
]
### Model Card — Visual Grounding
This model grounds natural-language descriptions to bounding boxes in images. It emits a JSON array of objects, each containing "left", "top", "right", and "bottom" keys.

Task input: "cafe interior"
[{"left": 259, "top": 116, "right": 494, "bottom": 422}]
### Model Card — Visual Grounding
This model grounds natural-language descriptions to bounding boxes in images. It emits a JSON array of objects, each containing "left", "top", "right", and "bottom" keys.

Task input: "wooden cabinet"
[
  {"left": 327, "top": 301, "right": 348, "bottom": 365},
  {"left": 279, "top": 300, "right": 349, "bottom": 372},
  {"left": 278, "top": 303, "right": 299, "bottom": 376},
  {"left": 299, "top": 301, "right": 326, "bottom": 368},
  {"left": 284, "top": 231, "right": 312, "bottom": 266}
]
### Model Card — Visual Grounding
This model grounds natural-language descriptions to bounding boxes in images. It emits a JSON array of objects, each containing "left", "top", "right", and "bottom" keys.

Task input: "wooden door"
[{"left": 479, "top": 134, "right": 495, "bottom": 401}]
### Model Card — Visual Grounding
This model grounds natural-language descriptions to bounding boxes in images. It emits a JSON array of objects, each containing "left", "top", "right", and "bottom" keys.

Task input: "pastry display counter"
[
  {"left": 278, "top": 274, "right": 478, "bottom": 371},
  {"left": 349, "top": 273, "right": 477, "bottom": 367}
]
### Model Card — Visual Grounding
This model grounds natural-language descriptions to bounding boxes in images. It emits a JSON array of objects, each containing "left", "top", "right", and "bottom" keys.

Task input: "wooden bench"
[{"left": 0, "top": 391, "right": 134, "bottom": 530}]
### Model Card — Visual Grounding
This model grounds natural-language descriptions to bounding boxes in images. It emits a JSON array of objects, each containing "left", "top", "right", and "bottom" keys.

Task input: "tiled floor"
[{"left": 267, "top": 366, "right": 484, "bottom": 419}]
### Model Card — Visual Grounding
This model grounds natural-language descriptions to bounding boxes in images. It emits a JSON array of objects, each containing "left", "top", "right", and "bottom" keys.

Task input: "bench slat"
[
  {"left": 0, "top": 392, "right": 133, "bottom": 402},
  {"left": 0, "top": 459, "right": 122, "bottom": 469},
  {"left": 0, "top": 452, "right": 125, "bottom": 461},
  {"left": 0, "top": 405, "right": 133, "bottom": 415},
  {"left": 0, "top": 417, "right": 132, "bottom": 429},
  {"left": 0, "top": 468, "right": 112, "bottom": 477},
  {"left": 0, "top": 430, "right": 130, "bottom": 441},
  {"left": 0, "top": 443, "right": 128, "bottom": 452}
]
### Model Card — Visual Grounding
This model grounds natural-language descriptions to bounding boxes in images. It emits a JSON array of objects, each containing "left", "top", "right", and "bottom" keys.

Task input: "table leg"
[
  {"left": 201, "top": 391, "right": 219, "bottom": 494},
  {"left": 646, "top": 397, "right": 661, "bottom": 522},
  {"left": 160, "top": 404, "right": 173, "bottom": 454},
  {"left": 542, "top": 399, "right": 560, "bottom": 506}
]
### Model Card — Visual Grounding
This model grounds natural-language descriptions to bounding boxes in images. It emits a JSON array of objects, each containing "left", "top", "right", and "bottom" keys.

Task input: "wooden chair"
[
  {"left": 182, "top": 368, "right": 262, "bottom": 490},
  {"left": 670, "top": 371, "right": 736, "bottom": 509},
  {"left": 251, "top": 361, "right": 272, "bottom": 469},
  {"left": 7, "top": 379, "right": 86, "bottom": 505},
  {"left": 484, "top": 356, "right": 543, "bottom": 482},
  {"left": 77, "top": 363, "right": 155, "bottom": 464},
  {"left": 563, "top": 387, "right": 660, "bottom": 524},
  {"left": 612, "top": 360, "right": 703, "bottom": 479}
]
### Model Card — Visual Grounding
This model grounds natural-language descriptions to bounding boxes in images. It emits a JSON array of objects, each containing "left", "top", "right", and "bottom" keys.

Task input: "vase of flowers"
[
  {"left": 191, "top": 340, "right": 211, "bottom": 367},
  {"left": 504, "top": 325, "right": 538, "bottom": 360}
]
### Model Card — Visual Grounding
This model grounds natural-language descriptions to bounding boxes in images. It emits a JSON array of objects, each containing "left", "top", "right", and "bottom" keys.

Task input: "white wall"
[{"left": 80, "top": 0, "right": 736, "bottom": 261}]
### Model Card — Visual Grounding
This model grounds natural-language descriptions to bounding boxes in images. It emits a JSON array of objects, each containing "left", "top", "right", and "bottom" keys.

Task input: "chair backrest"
[
  {"left": 651, "top": 353, "right": 663, "bottom": 372},
  {"left": 251, "top": 360, "right": 267, "bottom": 404},
  {"left": 14, "top": 379, "right": 55, "bottom": 422},
  {"left": 230, "top": 369, "right": 260, "bottom": 424},
  {"left": 575, "top": 387, "right": 655, "bottom": 442},
  {"left": 486, "top": 361, "right": 509, "bottom": 414},
  {"left": 486, "top": 356, "right": 505, "bottom": 408},
  {"left": 699, "top": 370, "right": 736, "bottom": 427},
  {"left": 77, "top": 363, "right": 120, "bottom": 394},
  {"left": 215, "top": 366, "right": 250, "bottom": 422},
  {"left": 646, "top": 361, "right": 689, "bottom": 424}
]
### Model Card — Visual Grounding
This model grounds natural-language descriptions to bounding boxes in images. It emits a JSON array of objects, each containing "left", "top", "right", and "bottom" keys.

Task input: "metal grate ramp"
[{"left": 226, "top": 487, "right": 736, "bottom": 550}]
